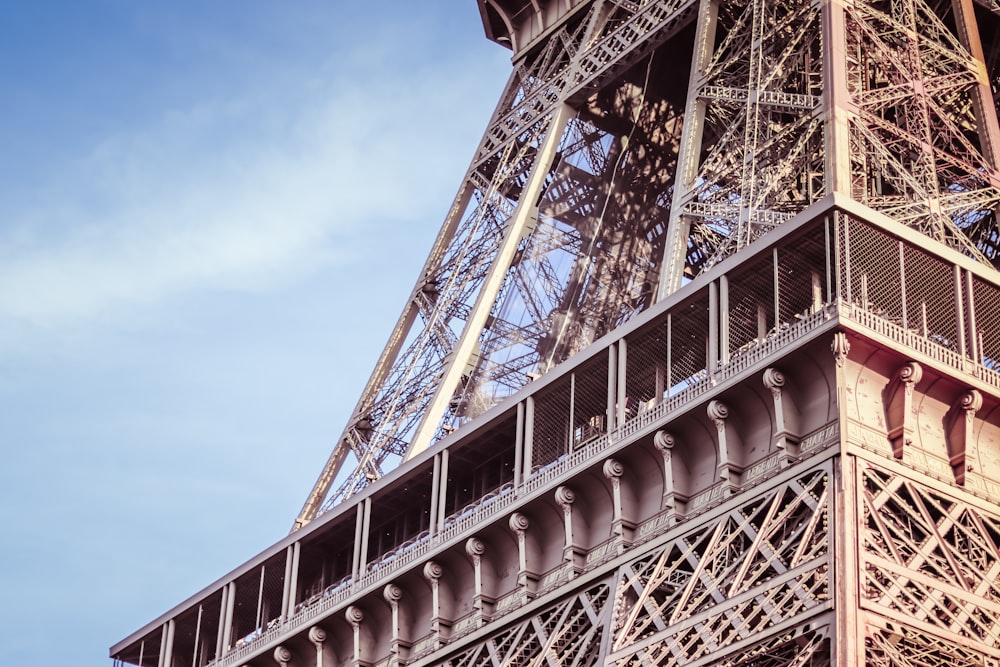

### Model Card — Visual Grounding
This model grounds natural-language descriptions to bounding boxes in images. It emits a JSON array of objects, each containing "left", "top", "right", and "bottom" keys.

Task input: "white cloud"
[{"left": 0, "top": 40, "right": 504, "bottom": 337}]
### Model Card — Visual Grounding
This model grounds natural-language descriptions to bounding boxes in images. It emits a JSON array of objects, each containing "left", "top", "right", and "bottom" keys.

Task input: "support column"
[
  {"left": 555, "top": 485, "right": 584, "bottom": 573},
  {"left": 603, "top": 458, "right": 632, "bottom": 551},
  {"left": 659, "top": 0, "right": 721, "bottom": 297},
  {"left": 423, "top": 561, "right": 450, "bottom": 644},
  {"left": 524, "top": 397, "right": 535, "bottom": 480},
  {"left": 383, "top": 583, "right": 410, "bottom": 662},
  {"left": 616, "top": 340, "right": 628, "bottom": 427},
  {"left": 309, "top": 626, "right": 328, "bottom": 667},
  {"left": 436, "top": 450, "right": 449, "bottom": 531},
  {"left": 707, "top": 399, "right": 742, "bottom": 486},
  {"left": 763, "top": 367, "right": 801, "bottom": 460},
  {"left": 654, "top": 430, "right": 683, "bottom": 519},
  {"left": 509, "top": 512, "right": 538, "bottom": 597},
  {"left": 346, "top": 605, "right": 370, "bottom": 667},
  {"left": 945, "top": 389, "right": 983, "bottom": 485},
  {"left": 352, "top": 502, "right": 365, "bottom": 579},
  {"left": 822, "top": 0, "right": 853, "bottom": 196},
  {"left": 883, "top": 361, "right": 922, "bottom": 459},
  {"left": 408, "top": 103, "right": 574, "bottom": 458},
  {"left": 465, "top": 537, "right": 495, "bottom": 622},
  {"left": 157, "top": 619, "right": 175, "bottom": 667}
]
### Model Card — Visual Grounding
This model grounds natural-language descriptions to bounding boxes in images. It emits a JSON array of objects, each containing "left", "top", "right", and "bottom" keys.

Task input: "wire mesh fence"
[
  {"left": 777, "top": 226, "right": 828, "bottom": 326},
  {"left": 229, "top": 551, "right": 287, "bottom": 649},
  {"left": 531, "top": 374, "right": 573, "bottom": 471},
  {"left": 973, "top": 276, "right": 1000, "bottom": 370},
  {"left": 670, "top": 292, "right": 710, "bottom": 393},
  {"left": 624, "top": 320, "right": 669, "bottom": 418},
  {"left": 839, "top": 214, "right": 904, "bottom": 323},
  {"left": 728, "top": 254, "right": 775, "bottom": 356},
  {"left": 903, "top": 242, "right": 961, "bottom": 351}
]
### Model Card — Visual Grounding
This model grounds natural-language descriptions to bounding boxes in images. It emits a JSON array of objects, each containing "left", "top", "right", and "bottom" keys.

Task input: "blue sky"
[{"left": 0, "top": 3, "right": 510, "bottom": 665}]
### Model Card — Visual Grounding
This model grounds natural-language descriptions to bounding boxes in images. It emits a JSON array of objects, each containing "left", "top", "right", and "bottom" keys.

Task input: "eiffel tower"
[{"left": 113, "top": 0, "right": 1000, "bottom": 666}]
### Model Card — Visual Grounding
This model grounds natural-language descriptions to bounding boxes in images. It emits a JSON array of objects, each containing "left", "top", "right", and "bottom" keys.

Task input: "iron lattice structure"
[
  {"left": 296, "top": 0, "right": 1000, "bottom": 529},
  {"left": 112, "top": 2, "right": 1000, "bottom": 667}
]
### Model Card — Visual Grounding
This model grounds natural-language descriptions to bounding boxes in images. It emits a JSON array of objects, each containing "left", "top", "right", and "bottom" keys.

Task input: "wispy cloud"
[{"left": 0, "top": 34, "right": 504, "bottom": 340}]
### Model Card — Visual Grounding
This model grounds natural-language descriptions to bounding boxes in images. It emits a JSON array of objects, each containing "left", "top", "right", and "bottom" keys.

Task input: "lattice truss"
[
  {"left": 443, "top": 583, "right": 612, "bottom": 667},
  {"left": 860, "top": 464, "right": 1000, "bottom": 663},
  {"left": 607, "top": 468, "right": 831, "bottom": 666},
  {"left": 671, "top": 0, "right": 826, "bottom": 279},
  {"left": 297, "top": 0, "right": 702, "bottom": 525},
  {"left": 844, "top": 0, "right": 1000, "bottom": 263}
]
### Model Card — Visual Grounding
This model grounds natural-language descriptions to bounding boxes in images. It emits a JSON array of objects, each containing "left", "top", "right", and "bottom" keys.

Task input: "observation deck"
[{"left": 111, "top": 195, "right": 1000, "bottom": 667}]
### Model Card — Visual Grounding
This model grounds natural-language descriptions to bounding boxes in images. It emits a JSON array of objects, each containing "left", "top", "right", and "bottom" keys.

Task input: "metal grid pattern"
[
  {"left": 727, "top": 254, "right": 776, "bottom": 355},
  {"left": 531, "top": 351, "right": 611, "bottom": 471},
  {"left": 624, "top": 320, "right": 669, "bottom": 417},
  {"left": 864, "top": 621, "right": 996, "bottom": 666},
  {"left": 443, "top": 581, "right": 611, "bottom": 667},
  {"left": 607, "top": 467, "right": 831, "bottom": 665},
  {"left": 296, "top": 0, "right": 703, "bottom": 528},
  {"left": 837, "top": 213, "right": 971, "bottom": 354},
  {"left": 777, "top": 229, "right": 828, "bottom": 326},
  {"left": 670, "top": 292, "right": 710, "bottom": 392},
  {"left": 860, "top": 464, "right": 1000, "bottom": 656},
  {"left": 903, "top": 242, "right": 961, "bottom": 350},
  {"left": 838, "top": 213, "right": 905, "bottom": 323},
  {"left": 973, "top": 275, "right": 1000, "bottom": 369},
  {"left": 843, "top": 0, "right": 1000, "bottom": 263},
  {"left": 228, "top": 552, "right": 286, "bottom": 650},
  {"left": 661, "top": 0, "right": 826, "bottom": 289},
  {"left": 298, "top": 0, "right": 1000, "bottom": 528}
]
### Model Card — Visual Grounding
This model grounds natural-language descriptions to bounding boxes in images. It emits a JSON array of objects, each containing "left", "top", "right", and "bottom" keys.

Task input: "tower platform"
[{"left": 112, "top": 197, "right": 1000, "bottom": 666}]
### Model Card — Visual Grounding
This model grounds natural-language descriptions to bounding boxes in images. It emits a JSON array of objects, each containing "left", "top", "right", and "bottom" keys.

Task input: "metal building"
[{"left": 112, "top": 0, "right": 1000, "bottom": 665}]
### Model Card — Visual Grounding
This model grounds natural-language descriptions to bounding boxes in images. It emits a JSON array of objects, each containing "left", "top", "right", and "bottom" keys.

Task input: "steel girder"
[
  {"left": 294, "top": 0, "right": 699, "bottom": 529},
  {"left": 433, "top": 464, "right": 834, "bottom": 667},
  {"left": 296, "top": 0, "right": 1000, "bottom": 529}
]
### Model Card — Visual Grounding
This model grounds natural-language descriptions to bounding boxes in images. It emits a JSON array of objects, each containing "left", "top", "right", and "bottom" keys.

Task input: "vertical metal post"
[
  {"left": 215, "top": 584, "right": 228, "bottom": 658},
  {"left": 666, "top": 313, "right": 673, "bottom": 397},
  {"left": 709, "top": 281, "right": 719, "bottom": 372},
  {"left": 157, "top": 622, "right": 169, "bottom": 667},
  {"left": 222, "top": 582, "right": 235, "bottom": 651},
  {"left": 899, "top": 242, "right": 907, "bottom": 330},
  {"left": 359, "top": 497, "right": 372, "bottom": 573},
  {"left": 823, "top": 0, "right": 853, "bottom": 195},
  {"left": 191, "top": 605, "right": 203, "bottom": 667},
  {"left": 568, "top": 372, "right": 576, "bottom": 450},
  {"left": 161, "top": 620, "right": 175, "bottom": 667},
  {"left": 436, "top": 450, "right": 449, "bottom": 530},
  {"left": 514, "top": 401, "right": 524, "bottom": 490},
  {"left": 617, "top": 340, "right": 628, "bottom": 427},
  {"left": 607, "top": 344, "right": 618, "bottom": 433},
  {"left": 719, "top": 275, "right": 730, "bottom": 364},
  {"left": 825, "top": 215, "right": 834, "bottom": 304},
  {"left": 408, "top": 103, "right": 574, "bottom": 458},
  {"left": 352, "top": 503, "right": 364, "bottom": 579},
  {"left": 280, "top": 545, "right": 294, "bottom": 619},
  {"left": 955, "top": 264, "right": 967, "bottom": 357},
  {"left": 966, "top": 269, "right": 979, "bottom": 363},
  {"left": 659, "top": 0, "right": 720, "bottom": 297},
  {"left": 288, "top": 542, "right": 300, "bottom": 617},
  {"left": 772, "top": 248, "right": 781, "bottom": 329},
  {"left": 429, "top": 453, "right": 440, "bottom": 536},
  {"left": 524, "top": 396, "right": 535, "bottom": 479},
  {"left": 255, "top": 565, "right": 265, "bottom": 631},
  {"left": 843, "top": 215, "right": 852, "bottom": 303}
]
